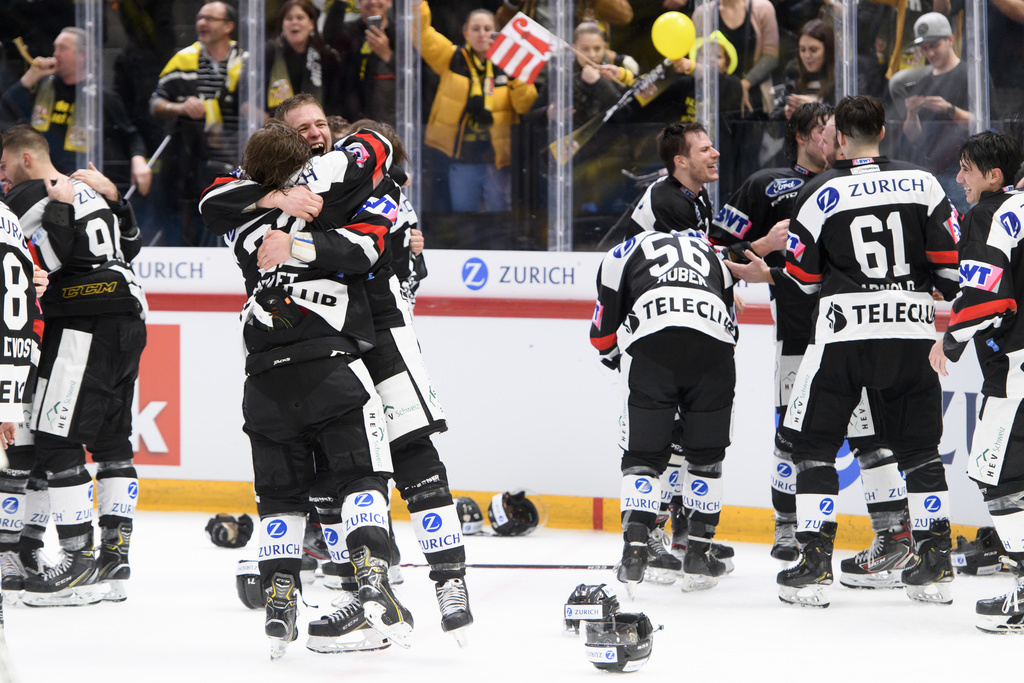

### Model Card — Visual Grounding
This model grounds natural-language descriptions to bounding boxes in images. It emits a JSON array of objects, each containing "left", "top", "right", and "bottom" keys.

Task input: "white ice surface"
[{"left": 3, "top": 511, "right": 1022, "bottom": 682}]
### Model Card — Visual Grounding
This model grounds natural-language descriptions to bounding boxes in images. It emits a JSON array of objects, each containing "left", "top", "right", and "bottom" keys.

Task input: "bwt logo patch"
[
  {"left": 819, "top": 498, "right": 835, "bottom": 514},
  {"left": 324, "top": 528, "right": 340, "bottom": 545},
  {"left": 1, "top": 497, "right": 18, "bottom": 514},
  {"left": 766, "top": 177, "right": 804, "bottom": 198},
  {"left": 634, "top": 478, "right": 653, "bottom": 494},
  {"left": 612, "top": 237, "right": 636, "bottom": 259},
  {"left": 959, "top": 260, "right": 1003, "bottom": 292},
  {"left": 690, "top": 480, "right": 709, "bottom": 496},
  {"left": 422, "top": 513, "right": 443, "bottom": 533},
  {"left": 353, "top": 493, "right": 375, "bottom": 507},
  {"left": 461, "top": 258, "right": 488, "bottom": 291},
  {"left": 826, "top": 303, "right": 847, "bottom": 333},
  {"left": 1000, "top": 212, "right": 1022, "bottom": 239},
  {"left": 267, "top": 519, "right": 289, "bottom": 538},
  {"left": 816, "top": 187, "right": 840, "bottom": 214},
  {"left": 128, "top": 482, "right": 139, "bottom": 500},
  {"left": 777, "top": 463, "right": 793, "bottom": 478},
  {"left": 924, "top": 496, "right": 942, "bottom": 513},
  {"left": 787, "top": 234, "right": 806, "bottom": 261}
]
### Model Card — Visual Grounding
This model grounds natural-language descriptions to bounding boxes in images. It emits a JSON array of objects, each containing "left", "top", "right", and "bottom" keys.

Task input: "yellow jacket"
[{"left": 417, "top": 1, "right": 538, "bottom": 169}]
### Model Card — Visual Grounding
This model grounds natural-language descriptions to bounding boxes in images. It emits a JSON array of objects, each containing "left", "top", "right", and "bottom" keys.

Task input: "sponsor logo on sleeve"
[
  {"left": 959, "top": 260, "right": 1003, "bottom": 291},
  {"left": 816, "top": 187, "right": 840, "bottom": 214},
  {"left": 787, "top": 234, "right": 806, "bottom": 260},
  {"left": 999, "top": 211, "right": 1022, "bottom": 240}
]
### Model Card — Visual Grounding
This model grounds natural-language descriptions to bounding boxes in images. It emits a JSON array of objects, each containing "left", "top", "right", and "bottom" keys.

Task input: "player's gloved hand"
[
  {"left": 600, "top": 349, "right": 622, "bottom": 372},
  {"left": 725, "top": 241, "right": 753, "bottom": 263}
]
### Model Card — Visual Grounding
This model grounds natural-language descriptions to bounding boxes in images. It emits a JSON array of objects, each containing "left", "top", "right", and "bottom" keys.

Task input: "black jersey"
[
  {"left": 6, "top": 179, "right": 147, "bottom": 319},
  {"left": 627, "top": 175, "right": 714, "bottom": 237},
  {"left": 944, "top": 188, "right": 1024, "bottom": 397},
  {"left": 710, "top": 164, "right": 816, "bottom": 342},
  {"left": 0, "top": 203, "right": 42, "bottom": 422},
  {"left": 785, "top": 156, "right": 960, "bottom": 345},
  {"left": 591, "top": 231, "right": 737, "bottom": 364}
]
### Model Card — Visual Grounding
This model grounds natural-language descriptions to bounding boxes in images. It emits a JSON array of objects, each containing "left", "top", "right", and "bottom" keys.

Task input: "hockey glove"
[
  {"left": 600, "top": 347, "right": 622, "bottom": 372},
  {"left": 206, "top": 513, "right": 255, "bottom": 548}
]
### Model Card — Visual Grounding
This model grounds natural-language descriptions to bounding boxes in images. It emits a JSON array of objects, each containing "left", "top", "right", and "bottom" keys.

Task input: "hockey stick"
[
  {"left": 548, "top": 58, "right": 672, "bottom": 165},
  {"left": 124, "top": 133, "right": 172, "bottom": 201},
  {"left": 399, "top": 562, "right": 616, "bottom": 570}
]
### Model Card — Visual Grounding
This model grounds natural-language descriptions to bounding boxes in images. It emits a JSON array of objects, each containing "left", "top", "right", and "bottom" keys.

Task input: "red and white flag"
[{"left": 486, "top": 13, "right": 556, "bottom": 85}]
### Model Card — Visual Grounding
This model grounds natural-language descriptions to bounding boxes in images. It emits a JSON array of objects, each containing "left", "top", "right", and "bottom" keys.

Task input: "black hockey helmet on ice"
[
  {"left": 952, "top": 526, "right": 1005, "bottom": 575},
  {"left": 582, "top": 612, "right": 658, "bottom": 673},
  {"left": 488, "top": 490, "right": 539, "bottom": 536},
  {"left": 205, "top": 513, "right": 254, "bottom": 548},
  {"left": 236, "top": 560, "right": 263, "bottom": 609},
  {"left": 564, "top": 583, "right": 620, "bottom": 632},
  {"left": 454, "top": 497, "right": 485, "bottom": 535}
]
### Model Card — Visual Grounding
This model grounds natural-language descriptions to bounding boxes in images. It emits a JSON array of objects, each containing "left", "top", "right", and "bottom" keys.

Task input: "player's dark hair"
[
  {"left": 243, "top": 120, "right": 311, "bottom": 189},
  {"left": 958, "top": 131, "right": 1024, "bottom": 188},
  {"left": 2, "top": 125, "right": 50, "bottom": 157},
  {"left": 657, "top": 121, "right": 708, "bottom": 173},
  {"left": 785, "top": 101, "right": 834, "bottom": 163},
  {"left": 834, "top": 95, "right": 885, "bottom": 143},
  {"left": 345, "top": 118, "right": 406, "bottom": 167},
  {"left": 273, "top": 93, "right": 324, "bottom": 123}
]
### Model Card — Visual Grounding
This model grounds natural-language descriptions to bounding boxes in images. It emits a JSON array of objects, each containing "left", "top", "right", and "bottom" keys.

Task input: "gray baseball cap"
[{"left": 913, "top": 12, "right": 953, "bottom": 44}]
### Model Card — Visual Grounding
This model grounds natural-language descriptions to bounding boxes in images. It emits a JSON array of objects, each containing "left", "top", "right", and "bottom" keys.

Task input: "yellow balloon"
[{"left": 651, "top": 12, "right": 696, "bottom": 61}]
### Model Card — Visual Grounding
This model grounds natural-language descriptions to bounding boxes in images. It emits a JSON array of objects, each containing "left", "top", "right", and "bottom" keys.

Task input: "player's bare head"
[
  {"left": 276, "top": 94, "right": 330, "bottom": 155},
  {"left": 957, "top": 131, "right": 1023, "bottom": 189},
  {"left": 657, "top": 121, "right": 708, "bottom": 173},
  {"left": 2, "top": 125, "right": 50, "bottom": 160},
  {"left": 345, "top": 118, "right": 406, "bottom": 167},
  {"left": 1, "top": 126, "right": 50, "bottom": 188},
  {"left": 243, "top": 120, "right": 312, "bottom": 189},
  {"left": 785, "top": 101, "right": 833, "bottom": 164},
  {"left": 834, "top": 95, "right": 884, "bottom": 145}
]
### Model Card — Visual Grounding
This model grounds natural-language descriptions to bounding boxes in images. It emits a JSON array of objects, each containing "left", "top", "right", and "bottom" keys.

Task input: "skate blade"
[
  {"left": 642, "top": 567, "right": 678, "bottom": 585},
  {"left": 976, "top": 614, "right": 1024, "bottom": 634},
  {"left": 101, "top": 580, "right": 128, "bottom": 602},
  {"left": 1, "top": 590, "right": 23, "bottom": 607},
  {"left": 905, "top": 583, "right": 953, "bottom": 605},
  {"left": 269, "top": 639, "right": 290, "bottom": 660},
  {"left": 778, "top": 584, "right": 830, "bottom": 608},
  {"left": 388, "top": 566, "right": 404, "bottom": 586},
  {"left": 306, "top": 630, "right": 391, "bottom": 653},
  {"left": 719, "top": 558, "right": 735, "bottom": 574},
  {"left": 363, "top": 602, "right": 412, "bottom": 649},
  {"left": 839, "top": 571, "right": 904, "bottom": 590},
  {"left": 449, "top": 626, "right": 470, "bottom": 648},
  {"left": 679, "top": 573, "right": 719, "bottom": 592},
  {"left": 22, "top": 585, "right": 102, "bottom": 607}
]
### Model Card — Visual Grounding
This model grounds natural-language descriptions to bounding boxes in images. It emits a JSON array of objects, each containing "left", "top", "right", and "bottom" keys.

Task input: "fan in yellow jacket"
[{"left": 417, "top": 1, "right": 538, "bottom": 212}]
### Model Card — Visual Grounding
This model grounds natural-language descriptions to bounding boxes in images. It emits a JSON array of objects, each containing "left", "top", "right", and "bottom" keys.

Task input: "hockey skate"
[
  {"left": 266, "top": 571, "right": 299, "bottom": 660},
  {"left": 953, "top": 526, "right": 1004, "bottom": 576},
  {"left": 770, "top": 520, "right": 799, "bottom": 563},
  {"left": 976, "top": 558, "right": 1024, "bottom": 634},
  {"left": 97, "top": 523, "right": 132, "bottom": 602},
  {"left": 644, "top": 528, "right": 682, "bottom": 585},
  {"left": 669, "top": 504, "right": 688, "bottom": 561},
  {"left": 352, "top": 547, "right": 413, "bottom": 648},
  {"left": 22, "top": 546, "right": 101, "bottom": 607},
  {"left": 839, "top": 522, "right": 913, "bottom": 589},
  {"left": 680, "top": 539, "right": 728, "bottom": 592},
  {"left": 615, "top": 541, "right": 648, "bottom": 598},
  {"left": 777, "top": 522, "right": 836, "bottom": 608},
  {"left": 0, "top": 551, "right": 27, "bottom": 603},
  {"left": 307, "top": 589, "right": 390, "bottom": 653},
  {"left": 902, "top": 519, "right": 954, "bottom": 605},
  {"left": 436, "top": 578, "right": 473, "bottom": 647}
]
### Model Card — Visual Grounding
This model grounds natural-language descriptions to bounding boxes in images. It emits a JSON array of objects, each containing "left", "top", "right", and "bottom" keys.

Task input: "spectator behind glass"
[
  {"left": 495, "top": 1, "right": 634, "bottom": 33},
  {"left": 266, "top": 0, "right": 341, "bottom": 117},
  {"left": 416, "top": 2, "right": 538, "bottom": 213},
  {"left": 324, "top": 0, "right": 398, "bottom": 125},
  {"left": 774, "top": 18, "right": 835, "bottom": 120}
]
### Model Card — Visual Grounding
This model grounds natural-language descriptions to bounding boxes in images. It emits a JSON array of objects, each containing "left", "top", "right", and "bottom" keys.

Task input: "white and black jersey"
[
  {"left": 710, "top": 164, "right": 816, "bottom": 342},
  {"left": 0, "top": 204, "right": 42, "bottom": 422},
  {"left": 627, "top": 175, "right": 714, "bottom": 237},
  {"left": 784, "top": 156, "right": 960, "bottom": 345},
  {"left": 944, "top": 188, "right": 1024, "bottom": 397},
  {"left": 591, "top": 231, "right": 737, "bottom": 364},
  {"left": 5, "top": 179, "right": 147, "bottom": 319}
]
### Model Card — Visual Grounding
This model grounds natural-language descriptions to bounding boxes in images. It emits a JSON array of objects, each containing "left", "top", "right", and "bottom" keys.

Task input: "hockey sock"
[
  {"left": 341, "top": 490, "right": 391, "bottom": 564},
  {"left": 0, "top": 468, "right": 28, "bottom": 550},
  {"left": 620, "top": 468, "right": 660, "bottom": 534},
  {"left": 410, "top": 503, "right": 464, "bottom": 582},
  {"left": 96, "top": 460, "right": 138, "bottom": 537},
  {"left": 657, "top": 465, "right": 680, "bottom": 527},
  {"left": 48, "top": 466, "right": 94, "bottom": 551},
  {"left": 990, "top": 509, "right": 1024, "bottom": 555},
  {"left": 771, "top": 448, "right": 797, "bottom": 522},
  {"left": 257, "top": 513, "right": 304, "bottom": 588},
  {"left": 314, "top": 507, "right": 352, "bottom": 578},
  {"left": 904, "top": 459, "right": 949, "bottom": 545},
  {"left": 794, "top": 462, "right": 838, "bottom": 542},
  {"left": 856, "top": 451, "right": 907, "bottom": 532},
  {"left": 682, "top": 464, "right": 723, "bottom": 535}
]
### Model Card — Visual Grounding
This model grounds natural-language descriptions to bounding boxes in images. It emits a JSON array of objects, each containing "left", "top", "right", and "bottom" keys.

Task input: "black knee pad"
[
  {"left": 904, "top": 458, "right": 948, "bottom": 494},
  {"left": 795, "top": 465, "right": 838, "bottom": 495}
]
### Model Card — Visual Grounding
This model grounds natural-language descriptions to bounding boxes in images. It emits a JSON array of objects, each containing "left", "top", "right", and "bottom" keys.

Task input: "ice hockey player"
[
  {"left": 931, "top": 130, "right": 1024, "bottom": 633},
  {"left": 1, "top": 125, "right": 146, "bottom": 607},
  {"left": 726, "top": 95, "right": 960, "bottom": 608},
  {"left": 591, "top": 228, "right": 738, "bottom": 594}
]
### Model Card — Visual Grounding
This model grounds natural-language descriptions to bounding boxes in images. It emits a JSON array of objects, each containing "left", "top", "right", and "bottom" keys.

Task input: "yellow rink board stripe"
[{"left": 138, "top": 480, "right": 979, "bottom": 552}]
